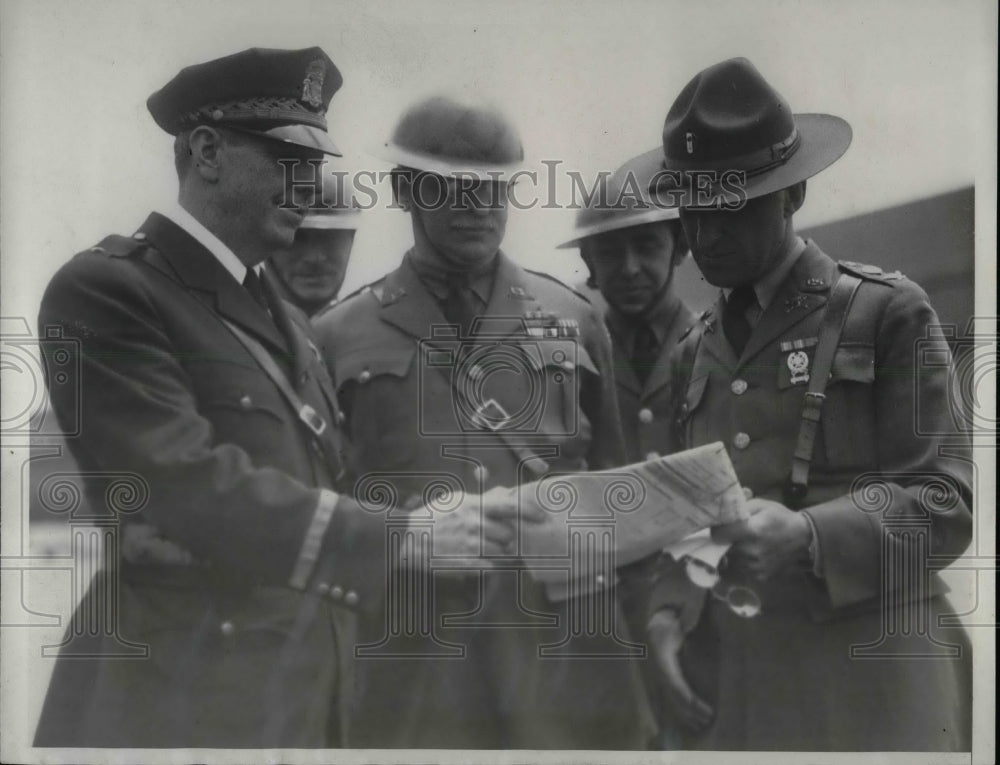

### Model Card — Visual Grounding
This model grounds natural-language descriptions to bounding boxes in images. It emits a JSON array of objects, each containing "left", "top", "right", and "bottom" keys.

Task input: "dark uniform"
[
  {"left": 33, "top": 48, "right": 387, "bottom": 748},
  {"left": 650, "top": 57, "right": 973, "bottom": 751},
  {"left": 315, "top": 250, "right": 655, "bottom": 748}
]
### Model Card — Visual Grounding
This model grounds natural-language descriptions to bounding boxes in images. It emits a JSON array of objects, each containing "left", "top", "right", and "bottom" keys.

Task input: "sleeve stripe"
[{"left": 289, "top": 489, "right": 339, "bottom": 589}]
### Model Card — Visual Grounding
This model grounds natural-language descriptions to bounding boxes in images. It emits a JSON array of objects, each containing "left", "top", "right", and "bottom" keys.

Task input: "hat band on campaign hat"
[{"left": 666, "top": 127, "right": 801, "bottom": 178}]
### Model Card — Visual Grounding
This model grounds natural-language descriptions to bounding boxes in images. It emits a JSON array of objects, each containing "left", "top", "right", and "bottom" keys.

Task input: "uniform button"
[
  {"left": 472, "top": 465, "right": 489, "bottom": 483},
  {"left": 316, "top": 582, "right": 330, "bottom": 595},
  {"left": 732, "top": 432, "right": 751, "bottom": 450},
  {"left": 132, "top": 232, "right": 147, "bottom": 241},
  {"left": 638, "top": 408, "right": 654, "bottom": 424},
  {"left": 561, "top": 360, "right": 575, "bottom": 373},
  {"left": 645, "top": 451, "right": 660, "bottom": 462},
  {"left": 219, "top": 620, "right": 235, "bottom": 636},
  {"left": 211, "top": 108, "right": 225, "bottom": 121},
  {"left": 329, "top": 585, "right": 344, "bottom": 601},
  {"left": 358, "top": 370, "right": 371, "bottom": 384},
  {"left": 239, "top": 394, "right": 253, "bottom": 409},
  {"left": 344, "top": 590, "right": 359, "bottom": 607},
  {"left": 730, "top": 379, "right": 748, "bottom": 395},
  {"left": 680, "top": 402, "right": 689, "bottom": 415}
]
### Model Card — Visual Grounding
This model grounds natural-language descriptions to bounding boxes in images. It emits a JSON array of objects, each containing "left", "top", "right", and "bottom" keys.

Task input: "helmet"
[
  {"left": 557, "top": 146, "right": 680, "bottom": 249},
  {"left": 380, "top": 95, "right": 524, "bottom": 181},
  {"left": 302, "top": 169, "right": 361, "bottom": 230}
]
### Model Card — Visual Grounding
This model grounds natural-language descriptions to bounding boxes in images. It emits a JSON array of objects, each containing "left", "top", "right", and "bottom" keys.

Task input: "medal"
[{"left": 787, "top": 350, "right": 810, "bottom": 384}]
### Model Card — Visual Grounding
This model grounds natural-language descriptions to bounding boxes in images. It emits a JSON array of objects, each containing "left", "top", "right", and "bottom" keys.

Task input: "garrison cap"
[
  {"left": 380, "top": 95, "right": 524, "bottom": 181},
  {"left": 147, "top": 46, "right": 343, "bottom": 156},
  {"left": 558, "top": 146, "right": 680, "bottom": 249}
]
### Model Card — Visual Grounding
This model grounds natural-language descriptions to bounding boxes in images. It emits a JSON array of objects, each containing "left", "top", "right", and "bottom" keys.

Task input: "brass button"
[
  {"left": 731, "top": 379, "right": 748, "bottom": 395},
  {"left": 344, "top": 590, "right": 359, "bottom": 607},
  {"left": 239, "top": 394, "right": 253, "bottom": 409},
  {"left": 732, "top": 432, "right": 751, "bottom": 450},
  {"left": 329, "top": 585, "right": 344, "bottom": 601},
  {"left": 316, "top": 582, "right": 330, "bottom": 595},
  {"left": 561, "top": 360, "right": 575, "bottom": 372},
  {"left": 358, "top": 370, "right": 371, "bottom": 384},
  {"left": 211, "top": 108, "right": 225, "bottom": 121},
  {"left": 219, "top": 620, "right": 235, "bottom": 636},
  {"left": 645, "top": 451, "right": 660, "bottom": 462},
  {"left": 638, "top": 408, "right": 654, "bottom": 424}
]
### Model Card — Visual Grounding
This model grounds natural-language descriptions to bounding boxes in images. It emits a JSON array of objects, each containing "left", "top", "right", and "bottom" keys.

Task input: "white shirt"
[{"left": 159, "top": 201, "right": 254, "bottom": 284}]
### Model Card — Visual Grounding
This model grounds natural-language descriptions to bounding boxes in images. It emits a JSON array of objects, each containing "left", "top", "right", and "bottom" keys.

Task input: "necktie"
[
  {"left": 443, "top": 272, "right": 481, "bottom": 337},
  {"left": 723, "top": 285, "right": 757, "bottom": 356},
  {"left": 242, "top": 268, "right": 269, "bottom": 312},
  {"left": 632, "top": 323, "right": 660, "bottom": 385}
]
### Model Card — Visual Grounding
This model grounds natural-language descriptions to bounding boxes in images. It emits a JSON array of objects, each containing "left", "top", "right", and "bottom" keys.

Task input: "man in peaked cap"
[
  {"left": 646, "top": 57, "right": 972, "bottom": 750},
  {"left": 559, "top": 146, "right": 695, "bottom": 749},
  {"left": 34, "top": 48, "right": 524, "bottom": 748},
  {"left": 267, "top": 170, "right": 361, "bottom": 316},
  {"left": 313, "top": 94, "right": 656, "bottom": 748}
]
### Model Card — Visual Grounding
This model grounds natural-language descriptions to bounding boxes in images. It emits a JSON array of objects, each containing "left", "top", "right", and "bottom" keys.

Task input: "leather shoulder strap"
[{"left": 785, "top": 272, "right": 863, "bottom": 507}]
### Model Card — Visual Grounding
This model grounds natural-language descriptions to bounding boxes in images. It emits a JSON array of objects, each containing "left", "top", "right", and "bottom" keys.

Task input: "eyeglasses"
[{"left": 683, "top": 555, "right": 761, "bottom": 619}]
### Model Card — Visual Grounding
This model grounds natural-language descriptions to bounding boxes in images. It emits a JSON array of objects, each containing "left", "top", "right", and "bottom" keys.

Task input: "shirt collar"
[
  {"left": 722, "top": 236, "right": 807, "bottom": 310},
  {"left": 407, "top": 250, "right": 497, "bottom": 305},
  {"left": 159, "top": 201, "right": 252, "bottom": 284},
  {"left": 607, "top": 287, "right": 683, "bottom": 348}
]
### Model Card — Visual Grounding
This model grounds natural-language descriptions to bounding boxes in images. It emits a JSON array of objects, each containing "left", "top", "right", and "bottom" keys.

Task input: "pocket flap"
[
  {"left": 335, "top": 346, "right": 416, "bottom": 386},
  {"left": 831, "top": 344, "right": 875, "bottom": 383}
]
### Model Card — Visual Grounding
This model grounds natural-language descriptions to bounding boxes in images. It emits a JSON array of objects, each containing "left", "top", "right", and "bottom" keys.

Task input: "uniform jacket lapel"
[
  {"left": 698, "top": 292, "right": 740, "bottom": 372},
  {"left": 739, "top": 242, "right": 835, "bottom": 366},
  {"left": 137, "top": 213, "right": 289, "bottom": 356},
  {"left": 642, "top": 301, "right": 695, "bottom": 399},
  {"left": 477, "top": 252, "right": 541, "bottom": 338}
]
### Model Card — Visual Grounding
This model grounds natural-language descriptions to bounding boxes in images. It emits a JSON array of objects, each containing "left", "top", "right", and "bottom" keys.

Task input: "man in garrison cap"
[
  {"left": 313, "top": 95, "right": 656, "bottom": 748},
  {"left": 558, "top": 146, "right": 694, "bottom": 749},
  {"left": 646, "top": 57, "right": 972, "bottom": 751},
  {"left": 266, "top": 171, "right": 361, "bottom": 316},
  {"left": 33, "top": 48, "right": 523, "bottom": 748}
]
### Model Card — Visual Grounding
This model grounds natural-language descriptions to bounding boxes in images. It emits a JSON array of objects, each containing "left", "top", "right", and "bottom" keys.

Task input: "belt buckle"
[
  {"left": 471, "top": 398, "right": 511, "bottom": 431},
  {"left": 299, "top": 403, "right": 327, "bottom": 437}
]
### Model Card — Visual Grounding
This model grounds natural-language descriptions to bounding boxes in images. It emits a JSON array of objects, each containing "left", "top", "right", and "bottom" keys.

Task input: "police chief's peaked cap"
[{"left": 148, "top": 47, "right": 343, "bottom": 156}]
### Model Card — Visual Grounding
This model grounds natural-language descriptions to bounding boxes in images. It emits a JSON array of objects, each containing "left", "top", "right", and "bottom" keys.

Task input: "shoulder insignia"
[
  {"left": 89, "top": 234, "right": 148, "bottom": 258},
  {"left": 837, "top": 260, "right": 903, "bottom": 286},
  {"left": 523, "top": 268, "right": 592, "bottom": 304}
]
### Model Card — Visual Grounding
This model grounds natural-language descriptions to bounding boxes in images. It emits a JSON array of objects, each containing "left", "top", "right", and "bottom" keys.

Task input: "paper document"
[{"left": 517, "top": 442, "right": 747, "bottom": 581}]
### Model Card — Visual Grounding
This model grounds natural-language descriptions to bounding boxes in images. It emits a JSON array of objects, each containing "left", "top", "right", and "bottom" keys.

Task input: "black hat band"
[{"left": 666, "top": 127, "right": 801, "bottom": 179}]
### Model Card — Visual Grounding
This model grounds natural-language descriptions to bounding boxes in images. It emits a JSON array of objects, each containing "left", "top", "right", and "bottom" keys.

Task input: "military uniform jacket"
[
  {"left": 607, "top": 294, "right": 696, "bottom": 464},
  {"left": 313, "top": 251, "right": 655, "bottom": 749},
  {"left": 34, "top": 213, "right": 388, "bottom": 748},
  {"left": 654, "top": 241, "right": 972, "bottom": 750}
]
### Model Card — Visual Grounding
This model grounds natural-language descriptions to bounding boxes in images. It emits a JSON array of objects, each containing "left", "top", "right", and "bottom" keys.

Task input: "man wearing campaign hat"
[
  {"left": 646, "top": 57, "right": 972, "bottom": 750},
  {"left": 33, "top": 48, "right": 523, "bottom": 748},
  {"left": 267, "top": 171, "right": 361, "bottom": 316},
  {"left": 313, "top": 94, "right": 655, "bottom": 748}
]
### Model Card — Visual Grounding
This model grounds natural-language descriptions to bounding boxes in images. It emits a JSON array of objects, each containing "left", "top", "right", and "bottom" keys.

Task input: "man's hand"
[
  {"left": 711, "top": 498, "right": 811, "bottom": 581},
  {"left": 647, "top": 608, "right": 713, "bottom": 732},
  {"left": 398, "top": 483, "right": 547, "bottom": 568}
]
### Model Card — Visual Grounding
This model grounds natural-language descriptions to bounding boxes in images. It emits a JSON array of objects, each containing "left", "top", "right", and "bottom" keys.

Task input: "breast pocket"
[{"left": 820, "top": 344, "right": 876, "bottom": 469}]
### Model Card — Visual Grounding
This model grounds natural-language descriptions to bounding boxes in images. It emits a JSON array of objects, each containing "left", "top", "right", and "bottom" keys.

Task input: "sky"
[{"left": 1, "top": 0, "right": 995, "bottom": 318}]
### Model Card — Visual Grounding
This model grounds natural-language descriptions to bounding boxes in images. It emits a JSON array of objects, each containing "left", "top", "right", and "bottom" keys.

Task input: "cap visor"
[
  {"left": 376, "top": 142, "right": 524, "bottom": 182},
  {"left": 301, "top": 212, "right": 361, "bottom": 230},
  {"left": 235, "top": 124, "right": 342, "bottom": 157}
]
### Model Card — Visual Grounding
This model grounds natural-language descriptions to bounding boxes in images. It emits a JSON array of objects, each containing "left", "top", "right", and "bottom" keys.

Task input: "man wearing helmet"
[
  {"left": 314, "top": 95, "right": 655, "bottom": 748},
  {"left": 559, "top": 146, "right": 695, "bottom": 749}
]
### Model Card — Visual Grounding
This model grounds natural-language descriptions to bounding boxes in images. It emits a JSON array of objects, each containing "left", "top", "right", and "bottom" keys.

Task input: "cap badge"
[
  {"left": 686, "top": 131, "right": 695, "bottom": 155},
  {"left": 301, "top": 59, "right": 326, "bottom": 108}
]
